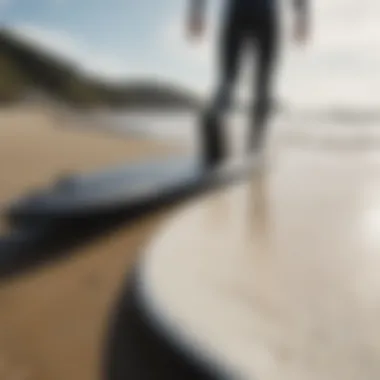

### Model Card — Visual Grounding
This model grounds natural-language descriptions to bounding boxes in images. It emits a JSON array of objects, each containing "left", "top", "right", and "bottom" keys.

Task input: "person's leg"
[
  {"left": 200, "top": 4, "right": 245, "bottom": 167},
  {"left": 249, "top": 10, "right": 279, "bottom": 152}
]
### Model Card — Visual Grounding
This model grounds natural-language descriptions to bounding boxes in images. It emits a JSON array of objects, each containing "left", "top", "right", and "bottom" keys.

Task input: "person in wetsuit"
[{"left": 187, "top": 0, "right": 310, "bottom": 167}]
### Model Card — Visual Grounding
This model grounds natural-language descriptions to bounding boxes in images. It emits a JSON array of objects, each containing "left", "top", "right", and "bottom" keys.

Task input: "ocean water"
[
  {"left": 72, "top": 107, "right": 380, "bottom": 155},
  {"left": 81, "top": 110, "right": 251, "bottom": 155}
]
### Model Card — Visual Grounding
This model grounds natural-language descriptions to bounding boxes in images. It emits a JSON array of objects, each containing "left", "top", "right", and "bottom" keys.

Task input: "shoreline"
[{"left": 0, "top": 105, "right": 182, "bottom": 204}]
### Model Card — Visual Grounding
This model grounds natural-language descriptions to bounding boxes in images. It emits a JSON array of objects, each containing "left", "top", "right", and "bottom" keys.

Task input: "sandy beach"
[{"left": 0, "top": 106, "right": 178, "bottom": 380}]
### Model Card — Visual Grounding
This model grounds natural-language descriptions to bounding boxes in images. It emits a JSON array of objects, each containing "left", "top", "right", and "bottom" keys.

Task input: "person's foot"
[
  {"left": 200, "top": 113, "right": 226, "bottom": 170},
  {"left": 203, "top": 148, "right": 224, "bottom": 169}
]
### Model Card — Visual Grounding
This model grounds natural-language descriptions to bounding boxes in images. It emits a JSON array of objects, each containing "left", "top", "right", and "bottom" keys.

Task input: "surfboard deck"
[
  {"left": 6, "top": 154, "right": 254, "bottom": 224},
  {"left": 105, "top": 143, "right": 380, "bottom": 380}
]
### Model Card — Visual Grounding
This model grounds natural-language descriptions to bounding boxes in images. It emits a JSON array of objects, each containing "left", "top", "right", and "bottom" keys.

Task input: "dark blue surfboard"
[{"left": 6, "top": 155, "right": 253, "bottom": 224}]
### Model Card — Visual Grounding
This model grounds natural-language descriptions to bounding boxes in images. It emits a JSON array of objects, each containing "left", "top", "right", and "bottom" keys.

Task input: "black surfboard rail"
[
  {"left": 6, "top": 154, "right": 255, "bottom": 225},
  {"left": 105, "top": 269, "right": 219, "bottom": 380}
]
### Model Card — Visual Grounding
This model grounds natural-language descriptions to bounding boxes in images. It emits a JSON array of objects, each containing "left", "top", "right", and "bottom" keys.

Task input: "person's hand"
[
  {"left": 294, "top": 17, "right": 309, "bottom": 45},
  {"left": 187, "top": 13, "right": 205, "bottom": 42}
]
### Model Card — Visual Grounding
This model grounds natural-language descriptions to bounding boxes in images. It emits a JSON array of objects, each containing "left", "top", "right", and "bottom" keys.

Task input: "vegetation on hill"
[{"left": 0, "top": 29, "right": 201, "bottom": 109}]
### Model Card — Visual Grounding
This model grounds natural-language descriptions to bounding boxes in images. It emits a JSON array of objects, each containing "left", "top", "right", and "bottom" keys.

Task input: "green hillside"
[{"left": 0, "top": 29, "right": 200, "bottom": 109}]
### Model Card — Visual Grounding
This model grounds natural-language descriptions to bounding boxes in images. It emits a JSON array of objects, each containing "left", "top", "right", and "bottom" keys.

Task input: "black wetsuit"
[{"left": 200, "top": 0, "right": 306, "bottom": 165}]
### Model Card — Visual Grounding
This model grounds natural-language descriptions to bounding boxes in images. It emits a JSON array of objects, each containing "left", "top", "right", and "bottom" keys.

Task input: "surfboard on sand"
[{"left": 6, "top": 154, "right": 254, "bottom": 224}]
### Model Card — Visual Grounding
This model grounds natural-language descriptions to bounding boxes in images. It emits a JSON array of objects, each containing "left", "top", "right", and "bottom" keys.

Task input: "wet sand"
[{"left": 0, "top": 106, "right": 178, "bottom": 380}]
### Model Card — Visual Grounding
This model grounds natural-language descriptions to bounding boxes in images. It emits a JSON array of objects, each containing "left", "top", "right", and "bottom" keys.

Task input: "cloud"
[{"left": 279, "top": 0, "right": 380, "bottom": 105}]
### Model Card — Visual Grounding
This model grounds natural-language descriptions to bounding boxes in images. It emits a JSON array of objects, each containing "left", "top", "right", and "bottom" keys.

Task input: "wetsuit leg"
[
  {"left": 200, "top": 4, "right": 246, "bottom": 167},
  {"left": 249, "top": 10, "right": 278, "bottom": 151}
]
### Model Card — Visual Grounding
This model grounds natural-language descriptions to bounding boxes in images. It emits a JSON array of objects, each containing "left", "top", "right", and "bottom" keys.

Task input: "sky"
[{"left": 1, "top": 0, "right": 380, "bottom": 107}]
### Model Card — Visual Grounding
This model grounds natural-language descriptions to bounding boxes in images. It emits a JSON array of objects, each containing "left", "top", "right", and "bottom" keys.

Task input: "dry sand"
[{"left": 0, "top": 106, "right": 178, "bottom": 380}]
